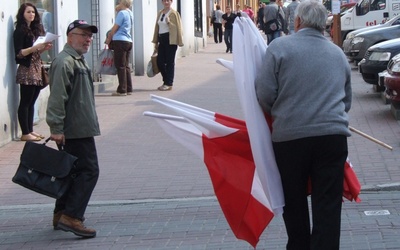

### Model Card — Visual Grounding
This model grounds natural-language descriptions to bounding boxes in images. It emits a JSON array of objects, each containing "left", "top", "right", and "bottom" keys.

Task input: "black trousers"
[
  {"left": 213, "top": 23, "right": 223, "bottom": 43},
  {"left": 273, "top": 135, "right": 347, "bottom": 250},
  {"left": 54, "top": 137, "right": 99, "bottom": 220},
  {"left": 18, "top": 85, "right": 41, "bottom": 135},
  {"left": 157, "top": 33, "right": 178, "bottom": 86}
]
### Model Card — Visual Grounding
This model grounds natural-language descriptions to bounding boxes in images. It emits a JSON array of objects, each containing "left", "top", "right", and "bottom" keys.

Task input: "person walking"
[
  {"left": 211, "top": 5, "right": 224, "bottom": 43},
  {"left": 255, "top": 1, "right": 352, "bottom": 249},
  {"left": 222, "top": 5, "right": 238, "bottom": 53},
  {"left": 47, "top": 20, "right": 101, "bottom": 238},
  {"left": 263, "top": 0, "right": 285, "bottom": 44},
  {"left": 106, "top": 0, "right": 133, "bottom": 96},
  {"left": 285, "top": 0, "right": 299, "bottom": 35},
  {"left": 152, "top": 0, "right": 184, "bottom": 91},
  {"left": 13, "top": 3, "right": 52, "bottom": 142}
]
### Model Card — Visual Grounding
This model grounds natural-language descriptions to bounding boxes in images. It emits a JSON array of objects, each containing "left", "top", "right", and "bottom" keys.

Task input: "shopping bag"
[
  {"left": 147, "top": 53, "right": 159, "bottom": 77},
  {"left": 12, "top": 138, "right": 77, "bottom": 199},
  {"left": 97, "top": 46, "right": 117, "bottom": 75}
]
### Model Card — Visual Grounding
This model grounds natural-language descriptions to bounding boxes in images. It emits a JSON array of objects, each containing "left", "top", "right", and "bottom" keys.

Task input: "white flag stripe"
[
  {"left": 231, "top": 17, "right": 284, "bottom": 214},
  {"left": 150, "top": 95, "right": 238, "bottom": 139},
  {"left": 144, "top": 111, "right": 205, "bottom": 158},
  {"left": 151, "top": 94, "right": 215, "bottom": 120},
  {"left": 216, "top": 58, "right": 234, "bottom": 71}
]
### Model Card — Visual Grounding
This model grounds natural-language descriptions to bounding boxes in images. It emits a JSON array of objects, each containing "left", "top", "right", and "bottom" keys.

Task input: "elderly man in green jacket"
[{"left": 46, "top": 20, "right": 100, "bottom": 238}]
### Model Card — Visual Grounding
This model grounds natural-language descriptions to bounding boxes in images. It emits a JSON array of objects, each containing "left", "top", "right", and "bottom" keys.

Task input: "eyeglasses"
[
  {"left": 71, "top": 33, "right": 94, "bottom": 39},
  {"left": 161, "top": 13, "right": 165, "bottom": 21}
]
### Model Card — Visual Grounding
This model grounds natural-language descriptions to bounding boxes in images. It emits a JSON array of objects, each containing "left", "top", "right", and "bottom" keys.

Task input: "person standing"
[
  {"left": 47, "top": 20, "right": 100, "bottom": 238},
  {"left": 152, "top": 0, "right": 184, "bottom": 91},
  {"left": 285, "top": 0, "right": 299, "bottom": 35},
  {"left": 263, "top": 0, "right": 285, "bottom": 44},
  {"left": 106, "top": 0, "right": 133, "bottom": 96},
  {"left": 255, "top": 1, "right": 352, "bottom": 249},
  {"left": 211, "top": 5, "right": 224, "bottom": 43},
  {"left": 222, "top": 6, "right": 238, "bottom": 53},
  {"left": 13, "top": 3, "right": 52, "bottom": 142}
]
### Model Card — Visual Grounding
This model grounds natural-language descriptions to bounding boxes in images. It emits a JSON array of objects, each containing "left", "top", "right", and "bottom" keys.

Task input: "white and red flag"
[
  {"left": 144, "top": 16, "right": 360, "bottom": 248},
  {"left": 144, "top": 94, "right": 279, "bottom": 248}
]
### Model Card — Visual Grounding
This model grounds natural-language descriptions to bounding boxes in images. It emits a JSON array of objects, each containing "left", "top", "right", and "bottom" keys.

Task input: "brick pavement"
[{"left": 0, "top": 37, "right": 400, "bottom": 249}]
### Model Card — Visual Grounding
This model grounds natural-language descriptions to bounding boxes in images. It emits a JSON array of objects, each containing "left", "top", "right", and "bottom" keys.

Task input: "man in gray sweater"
[{"left": 255, "top": 1, "right": 352, "bottom": 249}]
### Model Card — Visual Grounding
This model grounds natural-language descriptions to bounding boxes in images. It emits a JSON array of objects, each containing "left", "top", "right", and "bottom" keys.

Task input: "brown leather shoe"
[
  {"left": 53, "top": 211, "right": 63, "bottom": 230},
  {"left": 57, "top": 214, "right": 96, "bottom": 238}
]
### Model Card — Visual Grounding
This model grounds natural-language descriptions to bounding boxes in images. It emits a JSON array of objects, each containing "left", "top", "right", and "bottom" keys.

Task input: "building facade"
[{"left": 0, "top": 0, "right": 208, "bottom": 146}]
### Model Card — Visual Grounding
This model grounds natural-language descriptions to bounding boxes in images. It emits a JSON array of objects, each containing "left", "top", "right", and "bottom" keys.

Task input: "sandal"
[
  {"left": 31, "top": 132, "right": 45, "bottom": 139},
  {"left": 157, "top": 85, "right": 172, "bottom": 91},
  {"left": 21, "top": 134, "right": 41, "bottom": 141}
]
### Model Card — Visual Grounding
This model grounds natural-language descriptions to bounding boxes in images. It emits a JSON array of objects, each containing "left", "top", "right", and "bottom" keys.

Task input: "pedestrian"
[
  {"left": 222, "top": 5, "right": 238, "bottom": 53},
  {"left": 257, "top": 3, "right": 266, "bottom": 31},
  {"left": 263, "top": 0, "right": 285, "bottom": 44},
  {"left": 255, "top": 1, "right": 352, "bottom": 249},
  {"left": 46, "top": 19, "right": 100, "bottom": 238},
  {"left": 211, "top": 4, "right": 224, "bottom": 43},
  {"left": 285, "top": 0, "right": 299, "bottom": 35},
  {"left": 105, "top": 0, "right": 133, "bottom": 96},
  {"left": 13, "top": 3, "right": 52, "bottom": 142},
  {"left": 243, "top": 5, "right": 254, "bottom": 21},
  {"left": 152, "top": 0, "right": 184, "bottom": 91}
]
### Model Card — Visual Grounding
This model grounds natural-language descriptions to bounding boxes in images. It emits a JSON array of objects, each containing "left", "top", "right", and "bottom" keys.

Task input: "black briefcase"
[{"left": 12, "top": 138, "right": 77, "bottom": 199}]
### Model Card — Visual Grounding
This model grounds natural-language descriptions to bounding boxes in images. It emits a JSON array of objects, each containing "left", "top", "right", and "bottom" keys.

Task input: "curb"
[{"left": 361, "top": 182, "right": 400, "bottom": 191}]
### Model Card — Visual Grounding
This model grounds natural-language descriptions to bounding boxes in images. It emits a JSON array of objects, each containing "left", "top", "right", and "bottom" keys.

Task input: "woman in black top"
[{"left": 13, "top": 3, "right": 52, "bottom": 141}]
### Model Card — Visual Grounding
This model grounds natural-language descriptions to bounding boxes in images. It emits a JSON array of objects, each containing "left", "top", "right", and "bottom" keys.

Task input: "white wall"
[{"left": 0, "top": 2, "right": 19, "bottom": 146}]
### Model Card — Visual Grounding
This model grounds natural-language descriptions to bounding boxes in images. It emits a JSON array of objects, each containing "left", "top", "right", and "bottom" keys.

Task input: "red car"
[{"left": 383, "top": 53, "right": 400, "bottom": 102}]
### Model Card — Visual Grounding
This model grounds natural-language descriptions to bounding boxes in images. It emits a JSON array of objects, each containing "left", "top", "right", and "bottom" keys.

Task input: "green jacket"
[{"left": 46, "top": 44, "right": 100, "bottom": 139}]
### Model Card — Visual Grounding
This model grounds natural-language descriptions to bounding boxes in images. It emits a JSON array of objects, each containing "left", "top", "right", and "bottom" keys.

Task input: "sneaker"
[
  {"left": 157, "top": 85, "right": 172, "bottom": 91},
  {"left": 53, "top": 211, "right": 63, "bottom": 230},
  {"left": 57, "top": 214, "right": 96, "bottom": 238},
  {"left": 127, "top": 92, "right": 132, "bottom": 95},
  {"left": 111, "top": 92, "right": 127, "bottom": 96}
]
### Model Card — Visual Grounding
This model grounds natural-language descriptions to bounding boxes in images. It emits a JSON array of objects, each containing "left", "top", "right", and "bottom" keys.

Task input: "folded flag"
[{"left": 144, "top": 95, "right": 276, "bottom": 248}]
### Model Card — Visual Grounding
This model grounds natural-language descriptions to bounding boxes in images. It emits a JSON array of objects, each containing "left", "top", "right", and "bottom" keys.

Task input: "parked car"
[
  {"left": 383, "top": 53, "right": 400, "bottom": 102},
  {"left": 358, "top": 38, "right": 400, "bottom": 88},
  {"left": 343, "top": 14, "right": 400, "bottom": 62},
  {"left": 343, "top": 22, "right": 400, "bottom": 65}
]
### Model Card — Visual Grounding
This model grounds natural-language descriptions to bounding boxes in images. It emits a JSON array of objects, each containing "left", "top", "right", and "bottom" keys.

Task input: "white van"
[{"left": 340, "top": 0, "right": 400, "bottom": 39}]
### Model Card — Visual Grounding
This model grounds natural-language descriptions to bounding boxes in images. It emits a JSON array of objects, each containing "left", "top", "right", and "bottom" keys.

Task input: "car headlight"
[
  {"left": 352, "top": 37, "right": 364, "bottom": 45},
  {"left": 369, "top": 52, "right": 391, "bottom": 61},
  {"left": 391, "top": 62, "right": 400, "bottom": 73},
  {"left": 346, "top": 33, "right": 355, "bottom": 40}
]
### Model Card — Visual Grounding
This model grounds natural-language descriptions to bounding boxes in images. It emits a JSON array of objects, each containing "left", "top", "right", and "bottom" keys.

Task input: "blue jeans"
[
  {"left": 224, "top": 28, "right": 233, "bottom": 52},
  {"left": 267, "top": 30, "right": 281, "bottom": 45}
]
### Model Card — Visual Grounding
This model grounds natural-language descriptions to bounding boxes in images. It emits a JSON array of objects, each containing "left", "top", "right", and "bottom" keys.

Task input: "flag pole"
[{"left": 349, "top": 126, "right": 393, "bottom": 150}]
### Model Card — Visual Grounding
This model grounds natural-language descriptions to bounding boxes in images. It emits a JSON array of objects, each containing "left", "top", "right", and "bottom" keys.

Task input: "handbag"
[
  {"left": 264, "top": 8, "right": 281, "bottom": 34},
  {"left": 147, "top": 52, "right": 159, "bottom": 77},
  {"left": 12, "top": 138, "right": 77, "bottom": 199},
  {"left": 41, "top": 65, "right": 49, "bottom": 88},
  {"left": 97, "top": 46, "right": 117, "bottom": 75}
]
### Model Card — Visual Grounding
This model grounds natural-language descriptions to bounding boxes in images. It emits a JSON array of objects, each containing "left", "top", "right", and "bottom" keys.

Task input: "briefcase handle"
[{"left": 43, "top": 137, "right": 66, "bottom": 151}]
